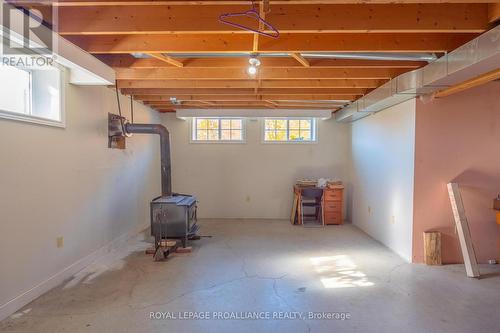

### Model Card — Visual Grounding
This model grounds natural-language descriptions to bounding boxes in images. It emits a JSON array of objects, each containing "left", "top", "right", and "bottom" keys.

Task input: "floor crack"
[{"left": 272, "top": 277, "right": 311, "bottom": 333}]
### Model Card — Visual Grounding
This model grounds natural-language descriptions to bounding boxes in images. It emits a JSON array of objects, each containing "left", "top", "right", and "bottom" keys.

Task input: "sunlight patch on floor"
[{"left": 310, "top": 255, "right": 374, "bottom": 289}]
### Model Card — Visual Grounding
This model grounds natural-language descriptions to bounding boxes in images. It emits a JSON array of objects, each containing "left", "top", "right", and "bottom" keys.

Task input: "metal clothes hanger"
[{"left": 218, "top": 0, "right": 279, "bottom": 39}]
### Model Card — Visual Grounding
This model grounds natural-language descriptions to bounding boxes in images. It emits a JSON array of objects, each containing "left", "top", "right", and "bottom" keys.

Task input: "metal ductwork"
[
  {"left": 125, "top": 123, "right": 172, "bottom": 197},
  {"left": 132, "top": 52, "right": 437, "bottom": 62},
  {"left": 336, "top": 25, "right": 500, "bottom": 123},
  {"left": 301, "top": 52, "right": 437, "bottom": 62}
]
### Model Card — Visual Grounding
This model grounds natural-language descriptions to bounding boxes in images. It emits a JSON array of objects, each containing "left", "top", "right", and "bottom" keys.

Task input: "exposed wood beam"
[
  {"left": 14, "top": 1, "right": 500, "bottom": 7},
  {"left": 191, "top": 100, "right": 216, "bottom": 106},
  {"left": 252, "top": 1, "right": 265, "bottom": 52},
  {"left": 273, "top": 100, "right": 346, "bottom": 105},
  {"left": 488, "top": 3, "right": 500, "bottom": 23},
  {"left": 66, "top": 33, "right": 478, "bottom": 54},
  {"left": 252, "top": 32, "right": 259, "bottom": 53},
  {"left": 148, "top": 101, "right": 344, "bottom": 109},
  {"left": 273, "top": 105, "right": 341, "bottom": 110},
  {"left": 153, "top": 105, "right": 339, "bottom": 110},
  {"left": 53, "top": 4, "right": 489, "bottom": 34},
  {"left": 147, "top": 53, "right": 184, "bottom": 67},
  {"left": 116, "top": 79, "right": 385, "bottom": 89},
  {"left": 134, "top": 94, "right": 359, "bottom": 101},
  {"left": 263, "top": 0, "right": 270, "bottom": 13},
  {"left": 145, "top": 99, "right": 346, "bottom": 105},
  {"left": 264, "top": 100, "right": 278, "bottom": 108},
  {"left": 145, "top": 100, "right": 336, "bottom": 106},
  {"left": 115, "top": 67, "right": 408, "bottom": 80},
  {"left": 290, "top": 53, "right": 310, "bottom": 67},
  {"left": 435, "top": 69, "right": 500, "bottom": 98},
  {"left": 250, "top": 78, "right": 386, "bottom": 88},
  {"left": 254, "top": 78, "right": 261, "bottom": 94},
  {"left": 150, "top": 101, "right": 339, "bottom": 107},
  {"left": 100, "top": 55, "right": 425, "bottom": 69},
  {"left": 120, "top": 87, "right": 368, "bottom": 95},
  {"left": 156, "top": 106, "right": 339, "bottom": 111}
]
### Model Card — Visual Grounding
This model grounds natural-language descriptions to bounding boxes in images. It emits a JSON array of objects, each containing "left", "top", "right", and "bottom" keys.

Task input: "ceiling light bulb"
[
  {"left": 169, "top": 97, "right": 180, "bottom": 105},
  {"left": 247, "top": 65, "right": 257, "bottom": 75}
]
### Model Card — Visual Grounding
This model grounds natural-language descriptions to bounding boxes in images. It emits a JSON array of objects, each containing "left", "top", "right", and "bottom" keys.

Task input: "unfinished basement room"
[{"left": 0, "top": 0, "right": 500, "bottom": 332}]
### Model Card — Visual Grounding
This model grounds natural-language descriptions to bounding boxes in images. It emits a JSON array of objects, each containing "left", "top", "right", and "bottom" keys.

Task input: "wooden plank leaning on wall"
[{"left": 447, "top": 182, "right": 480, "bottom": 278}]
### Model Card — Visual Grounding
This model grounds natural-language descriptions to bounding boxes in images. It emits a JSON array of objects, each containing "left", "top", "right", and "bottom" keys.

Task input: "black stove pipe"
[{"left": 125, "top": 123, "right": 172, "bottom": 197}]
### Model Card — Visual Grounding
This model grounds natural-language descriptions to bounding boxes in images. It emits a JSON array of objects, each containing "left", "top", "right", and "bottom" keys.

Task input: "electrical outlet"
[
  {"left": 56, "top": 236, "right": 64, "bottom": 248},
  {"left": 391, "top": 215, "right": 396, "bottom": 224},
  {"left": 245, "top": 195, "right": 251, "bottom": 203}
]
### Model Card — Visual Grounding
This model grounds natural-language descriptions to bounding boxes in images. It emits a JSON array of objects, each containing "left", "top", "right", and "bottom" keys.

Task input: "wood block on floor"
[
  {"left": 176, "top": 246, "right": 192, "bottom": 253},
  {"left": 145, "top": 247, "right": 156, "bottom": 255},
  {"left": 423, "top": 231, "right": 442, "bottom": 266}
]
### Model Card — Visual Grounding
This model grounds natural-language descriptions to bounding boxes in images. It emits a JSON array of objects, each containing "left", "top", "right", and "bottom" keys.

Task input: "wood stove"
[{"left": 150, "top": 195, "right": 198, "bottom": 248}]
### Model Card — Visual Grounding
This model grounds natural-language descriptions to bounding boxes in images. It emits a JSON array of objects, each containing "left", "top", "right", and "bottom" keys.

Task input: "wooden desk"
[{"left": 291, "top": 185, "right": 344, "bottom": 225}]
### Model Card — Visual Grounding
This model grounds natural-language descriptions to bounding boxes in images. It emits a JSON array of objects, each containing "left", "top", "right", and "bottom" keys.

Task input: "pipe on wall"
[{"left": 125, "top": 123, "right": 172, "bottom": 197}]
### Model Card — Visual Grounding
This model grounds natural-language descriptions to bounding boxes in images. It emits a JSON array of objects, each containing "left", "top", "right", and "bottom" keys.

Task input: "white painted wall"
[
  {"left": 349, "top": 99, "right": 416, "bottom": 261},
  {"left": 162, "top": 114, "right": 351, "bottom": 219},
  {"left": 0, "top": 76, "right": 161, "bottom": 319}
]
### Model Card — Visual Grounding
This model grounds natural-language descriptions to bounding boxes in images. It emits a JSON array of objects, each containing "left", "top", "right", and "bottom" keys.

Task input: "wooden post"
[
  {"left": 447, "top": 182, "right": 480, "bottom": 278},
  {"left": 423, "top": 231, "right": 442, "bottom": 265}
]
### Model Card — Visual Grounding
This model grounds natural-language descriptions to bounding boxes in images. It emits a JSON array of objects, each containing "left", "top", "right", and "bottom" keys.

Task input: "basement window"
[
  {"left": 263, "top": 118, "right": 317, "bottom": 143},
  {"left": 191, "top": 117, "right": 245, "bottom": 143},
  {"left": 0, "top": 65, "right": 64, "bottom": 127},
  {"left": 0, "top": 66, "right": 31, "bottom": 115}
]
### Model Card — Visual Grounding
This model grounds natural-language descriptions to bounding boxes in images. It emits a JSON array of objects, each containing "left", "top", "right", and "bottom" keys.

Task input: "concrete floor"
[{"left": 1, "top": 219, "right": 500, "bottom": 333}]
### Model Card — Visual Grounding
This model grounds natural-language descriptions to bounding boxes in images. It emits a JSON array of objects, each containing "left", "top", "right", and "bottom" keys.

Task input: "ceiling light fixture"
[
  {"left": 247, "top": 56, "right": 261, "bottom": 76},
  {"left": 170, "top": 97, "right": 181, "bottom": 105}
]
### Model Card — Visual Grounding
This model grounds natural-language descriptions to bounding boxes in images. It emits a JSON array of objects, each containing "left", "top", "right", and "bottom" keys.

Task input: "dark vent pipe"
[{"left": 125, "top": 123, "right": 172, "bottom": 197}]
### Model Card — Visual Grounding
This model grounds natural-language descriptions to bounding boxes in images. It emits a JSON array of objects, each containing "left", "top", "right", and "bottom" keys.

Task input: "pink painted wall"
[{"left": 413, "top": 81, "right": 500, "bottom": 264}]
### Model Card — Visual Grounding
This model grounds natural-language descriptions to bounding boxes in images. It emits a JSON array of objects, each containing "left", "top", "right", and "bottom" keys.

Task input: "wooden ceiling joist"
[
  {"left": 134, "top": 94, "right": 359, "bottom": 101},
  {"left": 252, "top": 1, "right": 265, "bottom": 52},
  {"left": 145, "top": 101, "right": 342, "bottom": 110},
  {"left": 153, "top": 105, "right": 340, "bottom": 111},
  {"left": 14, "top": 1, "right": 500, "bottom": 6},
  {"left": 155, "top": 106, "right": 338, "bottom": 112},
  {"left": 17, "top": 0, "right": 489, "bottom": 111},
  {"left": 66, "top": 33, "right": 477, "bottom": 54},
  {"left": 193, "top": 100, "right": 216, "bottom": 106},
  {"left": 54, "top": 4, "right": 490, "bottom": 35},
  {"left": 146, "top": 100, "right": 342, "bottom": 106},
  {"left": 147, "top": 53, "right": 184, "bottom": 67},
  {"left": 489, "top": 3, "right": 500, "bottom": 23},
  {"left": 150, "top": 100, "right": 339, "bottom": 106},
  {"left": 120, "top": 87, "right": 369, "bottom": 95},
  {"left": 115, "top": 68, "right": 407, "bottom": 80},
  {"left": 290, "top": 53, "right": 310, "bottom": 67},
  {"left": 101, "top": 55, "right": 425, "bottom": 69},
  {"left": 116, "top": 78, "right": 385, "bottom": 89},
  {"left": 116, "top": 79, "right": 385, "bottom": 89},
  {"left": 264, "top": 100, "right": 278, "bottom": 108}
]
